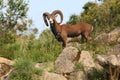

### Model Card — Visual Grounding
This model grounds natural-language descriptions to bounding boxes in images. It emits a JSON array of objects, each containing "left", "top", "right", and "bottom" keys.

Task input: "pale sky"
[{"left": 27, "top": 0, "right": 95, "bottom": 35}]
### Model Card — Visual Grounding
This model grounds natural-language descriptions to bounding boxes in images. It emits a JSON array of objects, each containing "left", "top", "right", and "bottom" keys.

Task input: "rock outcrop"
[
  {"left": 0, "top": 57, "right": 14, "bottom": 80},
  {"left": 54, "top": 46, "right": 98, "bottom": 80},
  {"left": 78, "top": 51, "right": 95, "bottom": 71},
  {"left": 95, "top": 27, "right": 120, "bottom": 44},
  {"left": 96, "top": 44, "right": 120, "bottom": 80},
  {"left": 55, "top": 46, "right": 80, "bottom": 74}
]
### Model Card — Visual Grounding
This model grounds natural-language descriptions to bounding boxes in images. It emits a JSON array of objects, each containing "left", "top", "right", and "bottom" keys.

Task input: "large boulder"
[
  {"left": 78, "top": 51, "right": 95, "bottom": 71},
  {"left": 96, "top": 54, "right": 120, "bottom": 80},
  {"left": 96, "top": 44, "right": 120, "bottom": 80},
  {"left": 95, "top": 27, "right": 120, "bottom": 44},
  {"left": 96, "top": 54, "right": 120, "bottom": 67},
  {"left": 55, "top": 47, "right": 80, "bottom": 74},
  {"left": 96, "top": 44, "right": 120, "bottom": 67}
]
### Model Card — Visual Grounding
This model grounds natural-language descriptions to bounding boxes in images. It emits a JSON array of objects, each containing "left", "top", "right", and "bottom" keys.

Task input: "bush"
[
  {"left": 88, "top": 68, "right": 104, "bottom": 80},
  {"left": 9, "top": 58, "right": 34, "bottom": 80},
  {"left": 27, "top": 29, "right": 62, "bottom": 62}
]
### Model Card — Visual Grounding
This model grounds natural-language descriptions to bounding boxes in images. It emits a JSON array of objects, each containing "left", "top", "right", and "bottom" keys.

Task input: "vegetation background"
[{"left": 0, "top": 0, "right": 120, "bottom": 80}]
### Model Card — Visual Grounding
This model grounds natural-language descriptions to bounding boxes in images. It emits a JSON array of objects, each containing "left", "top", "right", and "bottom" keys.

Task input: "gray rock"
[
  {"left": 96, "top": 54, "right": 120, "bottom": 80},
  {"left": 108, "top": 27, "right": 120, "bottom": 44},
  {"left": 78, "top": 51, "right": 95, "bottom": 71},
  {"left": 107, "top": 44, "right": 120, "bottom": 55},
  {"left": 95, "top": 28, "right": 120, "bottom": 44},
  {"left": 69, "top": 70, "right": 88, "bottom": 80},
  {"left": 43, "top": 71, "right": 67, "bottom": 80},
  {"left": 55, "top": 47, "right": 80, "bottom": 74},
  {"left": 96, "top": 44, "right": 120, "bottom": 67},
  {"left": 95, "top": 33, "right": 108, "bottom": 44},
  {"left": 96, "top": 54, "right": 120, "bottom": 67}
]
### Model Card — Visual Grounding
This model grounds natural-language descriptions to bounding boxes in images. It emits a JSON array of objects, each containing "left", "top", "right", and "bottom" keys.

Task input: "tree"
[
  {"left": 66, "top": 0, "right": 120, "bottom": 37},
  {"left": 83, "top": 2, "right": 97, "bottom": 12},
  {"left": 1, "top": 0, "right": 29, "bottom": 32},
  {"left": 0, "top": 0, "right": 31, "bottom": 43},
  {"left": 67, "top": 14, "right": 80, "bottom": 25}
]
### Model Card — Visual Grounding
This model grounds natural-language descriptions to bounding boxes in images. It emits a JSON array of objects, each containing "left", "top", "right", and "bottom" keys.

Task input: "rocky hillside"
[{"left": 1, "top": 27, "right": 120, "bottom": 80}]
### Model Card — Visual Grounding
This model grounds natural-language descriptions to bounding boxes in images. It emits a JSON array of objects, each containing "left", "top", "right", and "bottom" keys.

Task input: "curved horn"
[
  {"left": 51, "top": 10, "right": 63, "bottom": 24},
  {"left": 43, "top": 12, "right": 50, "bottom": 26}
]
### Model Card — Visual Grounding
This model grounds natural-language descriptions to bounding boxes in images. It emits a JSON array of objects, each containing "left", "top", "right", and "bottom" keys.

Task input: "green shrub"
[
  {"left": 0, "top": 43, "right": 20, "bottom": 59},
  {"left": 9, "top": 58, "right": 34, "bottom": 80},
  {"left": 34, "top": 68, "right": 43, "bottom": 75},
  {"left": 88, "top": 68, "right": 104, "bottom": 80},
  {"left": 26, "top": 29, "right": 62, "bottom": 62}
]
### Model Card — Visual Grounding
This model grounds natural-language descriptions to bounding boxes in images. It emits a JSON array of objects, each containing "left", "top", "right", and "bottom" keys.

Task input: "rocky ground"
[{"left": 1, "top": 27, "right": 120, "bottom": 80}]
